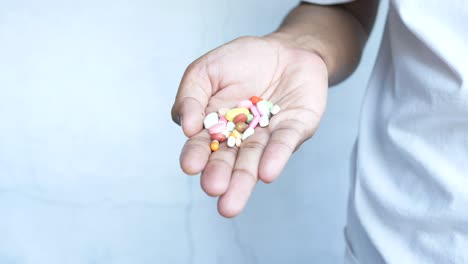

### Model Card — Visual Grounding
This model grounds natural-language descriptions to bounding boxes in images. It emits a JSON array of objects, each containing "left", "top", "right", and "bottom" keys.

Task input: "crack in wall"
[{"left": 232, "top": 220, "right": 258, "bottom": 264}]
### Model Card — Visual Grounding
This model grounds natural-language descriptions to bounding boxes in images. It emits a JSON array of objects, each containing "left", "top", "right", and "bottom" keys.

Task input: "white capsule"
[
  {"left": 203, "top": 112, "right": 219, "bottom": 129},
  {"left": 270, "top": 105, "right": 281, "bottom": 115},
  {"left": 227, "top": 136, "right": 236, "bottom": 147},
  {"left": 221, "top": 129, "right": 231, "bottom": 138},
  {"left": 259, "top": 115, "right": 269, "bottom": 127},
  {"left": 235, "top": 137, "right": 242, "bottom": 147},
  {"left": 241, "top": 127, "right": 255, "bottom": 140},
  {"left": 256, "top": 101, "right": 269, "bottom": 116},
  {"left": 226, "top": 121, "right": 236, "bottom": 132}
]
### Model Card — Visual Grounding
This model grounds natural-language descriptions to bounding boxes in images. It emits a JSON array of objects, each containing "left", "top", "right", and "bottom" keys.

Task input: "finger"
[
  {"left": 217, "top": 128, "right": 270, "bottom": 218},
  {"left": 180, "top": 130, "right": 212, "bottom": 175},
  {"left": 259, "top": 117, "right": 313, "bottom": 184},
  {"left": 200, "top": 142, "right": 238, "bottom": 197},
  {"left": 171, "top": 60, "right": 212, "bottom": 137}
]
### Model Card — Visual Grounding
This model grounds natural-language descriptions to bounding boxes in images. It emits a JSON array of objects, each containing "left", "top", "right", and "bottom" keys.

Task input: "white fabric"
[{"left": 305, "top": 0, "right": 468, "bottom": 263}]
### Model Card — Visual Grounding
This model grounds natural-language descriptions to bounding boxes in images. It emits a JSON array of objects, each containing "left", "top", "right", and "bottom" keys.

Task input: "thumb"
[{"left": 171, "top": 60, "right": 213, "bottom": 137}]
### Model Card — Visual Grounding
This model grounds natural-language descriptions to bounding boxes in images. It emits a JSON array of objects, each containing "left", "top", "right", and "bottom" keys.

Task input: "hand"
[{"left": 171, "top": 35, "right": 328, "bottom": 217}]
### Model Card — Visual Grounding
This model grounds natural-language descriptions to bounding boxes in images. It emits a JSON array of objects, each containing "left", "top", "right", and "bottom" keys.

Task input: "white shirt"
[{"left": 306, "top": 0, "right": 468, "bottom": 263}]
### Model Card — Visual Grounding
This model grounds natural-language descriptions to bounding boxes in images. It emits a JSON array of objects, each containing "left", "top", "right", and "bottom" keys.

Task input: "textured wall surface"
[{"left": 0, "top": 0, "right": 387, "bottom": 263}]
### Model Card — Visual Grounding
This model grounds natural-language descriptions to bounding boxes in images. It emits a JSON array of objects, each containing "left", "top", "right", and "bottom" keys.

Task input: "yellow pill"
[
  {"left": 230, "top": 130, "right": 241, "bottom": 139},
  {"left": 210, "top": 140, "right": 220, "bottom": 152},
  {"left": 225, "top": 108, "right": 250, "bottom": 122}
]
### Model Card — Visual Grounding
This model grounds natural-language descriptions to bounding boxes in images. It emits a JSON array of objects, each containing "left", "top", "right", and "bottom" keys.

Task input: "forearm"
[{"left": 266, "top": 1, "right": 378, "bottom": 85}]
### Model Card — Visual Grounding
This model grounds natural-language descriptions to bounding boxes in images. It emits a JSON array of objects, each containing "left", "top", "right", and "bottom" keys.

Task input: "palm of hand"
[{"left": 172, "top": 36, "right": 328, "bottom": 217}]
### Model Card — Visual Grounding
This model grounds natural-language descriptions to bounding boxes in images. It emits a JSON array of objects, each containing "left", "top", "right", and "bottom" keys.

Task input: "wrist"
[{"left": 263, "top": 32, "right": 330, "bottom": 80}]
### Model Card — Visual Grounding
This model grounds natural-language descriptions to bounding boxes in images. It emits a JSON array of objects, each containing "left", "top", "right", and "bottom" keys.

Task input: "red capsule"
[
  {"left": 210, "top": 133, "right": 227, "bottom": 143},
  {"left": 250, "top": 96, "right": 263, "bottom": 105},
  {"left": 233, "top": 113, "right": 248, "bottom": 123}
]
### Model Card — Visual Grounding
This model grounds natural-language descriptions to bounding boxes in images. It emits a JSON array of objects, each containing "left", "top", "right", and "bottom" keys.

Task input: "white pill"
[
  {"left": 203, "top": 112, "right": 219, "bottom": 129},
  {"left": 235, "top": 137, "right": 242, "bottom": 147},
  {"left": 259, "top": 115, "right": 269, "bottom": 127},
  {"left": 241, "top": 127, "right": 255, "bottom": 140},
  {"left": 221, "top": 129, "right": 231, "bottom": 138},
  {"left": 256, "top": 101, "right": 269, "bottom": 116},
  {"left": 227, "top": 121, "right": 236, "bottom": 132},
  {"left": 227, "top": 136, "right": 236, "bottom": 148},
  {"left": 270, "top": 105, "right": 281, "bottom": 115}
]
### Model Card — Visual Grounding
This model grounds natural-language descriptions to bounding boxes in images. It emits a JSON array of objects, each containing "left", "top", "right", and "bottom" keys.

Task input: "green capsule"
[
  {"left": 264, "top": 100, "right": 274, "bottom": 111},
  {"left": 247, "top": 114, "right": 254, "bottom": 123}
]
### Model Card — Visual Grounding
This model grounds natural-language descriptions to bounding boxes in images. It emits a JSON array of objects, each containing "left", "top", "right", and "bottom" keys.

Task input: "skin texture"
[{"left": 171, "top": 1, "right": 379, "bottom": 218}]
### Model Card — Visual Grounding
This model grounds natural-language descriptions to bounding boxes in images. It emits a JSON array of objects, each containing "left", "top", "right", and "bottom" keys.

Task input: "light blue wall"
[{"left": 0, "top": 0, "right": 387, "bottom": 263}]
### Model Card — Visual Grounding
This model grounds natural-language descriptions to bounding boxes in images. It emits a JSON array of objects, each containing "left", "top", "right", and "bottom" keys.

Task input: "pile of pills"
[{"left": 203, "top": 96, "right": 281, "bottom": 152}]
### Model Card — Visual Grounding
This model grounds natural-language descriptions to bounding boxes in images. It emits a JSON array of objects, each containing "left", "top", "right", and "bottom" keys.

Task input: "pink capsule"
[
  {"left": 237, "top": 100, "right": 253, "bottom": 109},
  {"left": 248, "top": 115, "right": 261, "bottom": 129},
  {"left": 250, "top": 105, "right": 260, "bottom": 117},
  {"left": 208, "top": 122, "right": 227, "bottom": 134},
  {"left": 219, "top": 116, "right": 228, "bottom": 124}
]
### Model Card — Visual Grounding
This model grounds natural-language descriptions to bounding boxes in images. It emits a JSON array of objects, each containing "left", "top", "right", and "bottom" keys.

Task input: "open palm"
[{"left": 171, "top": 36, "right": 328, "bottom": 217}]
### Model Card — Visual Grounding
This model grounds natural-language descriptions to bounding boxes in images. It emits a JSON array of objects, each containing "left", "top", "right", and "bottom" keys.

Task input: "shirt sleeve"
[{"left": 301, "top": 0, "right": 354, "bottom": 4}]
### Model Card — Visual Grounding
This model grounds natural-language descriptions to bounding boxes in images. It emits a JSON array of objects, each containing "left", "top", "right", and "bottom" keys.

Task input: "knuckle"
[
  {"left": 233, "top": 35, "right": 260, "bottom": 43},
  {"left": 233, "top": 168, "right": 258, "bottom": 183},
  {"left": 241, "top": 140, "right": 266, "bottom": 150},
  {"left": 184, "top": 56, "right": 208, "bottom": 79},
  {"left": 185, "top": 62, "right": 201, "bottom": 78},
  {"left": 187, "top": 136, "right": 210, "bottom": 147},
  {"left": 269, "top": 138, "right": 295, "bottom": 153},
  {"left": 209, "top": 158, "right": 232, "bottom": 169}
]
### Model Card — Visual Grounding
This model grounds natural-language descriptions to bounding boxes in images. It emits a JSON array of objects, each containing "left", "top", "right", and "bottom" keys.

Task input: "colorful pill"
[
  {"left": 210, "top": 140, "right": 220, "bottom": 152},
  {"left": 247, "top": 114, "right": 253, "bottom": 123},
  {"left": 259, "top": 115, "right": 269, "bottom": 127},
  {"left": 242, "top": 127, "right": 254, "bottom": 140},
  {"left": 248, "top": 115, "right": 261, "bottom": 129},
  {"left": 250, "top": 96, "right": 263, "bottom": 105},
  {"left": 221, "top": 128, "right": 231, "bottom": 137},
  {"left": 235, "top": 137, "right": 242, "bottom": 147},
  {"left": 219, "top": 116, "right": 228, "bottom": 124},
  {"left": 230, "top": 130, "right": 241, "bottom": 139},
  {"left": 211, "top": 133, "right": 227, "bottom": 143},
  {"left": 227, "top": 136, "right": 236, "bottom": 148},
  {"left": 264, "top": 100, "right": 274, "bottom": 111},
  {"left": 270, "top": 105, "right": 281, "bottom": 115},
  {"left": 235, "top": 122, "right": 248, "bottom": 133},
  {"left": 237, "top": 100, "right": 253, "bottom": 109},
  {"left": 249, "top": 105, "right": 260, "bottom": 117},
  {"left": 233, "top": 113, "right": 248, "bottom": 123},
  {"left": 256, "top": 101, "right": 270, "bottom": 116},
  {"left": 203, "top": 112, "right": 219, "bottom": 129},
  {"left": 226, "top": 121, "right": 236, "bottom": 132},
  {"left": 208, "top": 122, "right": 226, "bottom": 134},
  {"left": 225, "top": 108, "right": 250, "bottom": 122},
  {"left": 203, "top": 97, "right": 279, "bottom": 150}
]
